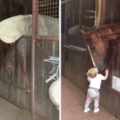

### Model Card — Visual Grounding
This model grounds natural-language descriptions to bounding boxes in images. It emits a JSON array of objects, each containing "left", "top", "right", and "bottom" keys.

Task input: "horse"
[
  {"left": 80, "top": 22, "right": 120, "bottom": 71},
  {"left": 0, "top": 14, "right": 59, "bottom": 43}
]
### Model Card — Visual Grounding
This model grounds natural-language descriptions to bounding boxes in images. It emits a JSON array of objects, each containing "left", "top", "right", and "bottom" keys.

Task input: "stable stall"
[
  {"left": 62, "top": 0, "right": 120, "bottom": 119},
  {"left": 0, "top": 0, "right": 59, "bottom": 119}
]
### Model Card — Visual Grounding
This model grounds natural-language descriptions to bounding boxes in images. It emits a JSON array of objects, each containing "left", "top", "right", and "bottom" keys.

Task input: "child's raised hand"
[
  {"left": 105, "top": 69, "right": 109, "bottom": 73},
  {"left": 86, "top": 72, "right": 89, "bottom": 76}
]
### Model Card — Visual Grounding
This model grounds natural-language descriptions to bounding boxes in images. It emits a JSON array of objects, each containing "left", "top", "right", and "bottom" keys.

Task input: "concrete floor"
[
  {"left": 62, "top": 77, "right": 118, "bottom": 120},
  {"left": 0, "top": 98, "right": 38, "bottom": 120}
]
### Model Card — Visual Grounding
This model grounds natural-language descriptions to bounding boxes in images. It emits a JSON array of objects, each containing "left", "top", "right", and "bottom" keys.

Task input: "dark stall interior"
[{"left": 0, "top": 0, "right": 32, "bottom": 20}]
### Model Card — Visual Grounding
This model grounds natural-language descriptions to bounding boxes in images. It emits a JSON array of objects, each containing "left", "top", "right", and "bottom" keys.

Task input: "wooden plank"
[
  {"left": 12, "top": 43, "right": 19, "bottom": 104},
  {"left": 7, "top": 47, "right": 14, "bottom": 101},
  {"left": 25, "top": 37, "right": 31, "bottom": 110},
  {"left": 34, "top": 39, "right": 59, "bottom": 119},
  {"left": 116, "top": 96, "right": 120, "bottom": 119},
  {"left": 35, "top": 39, "right": 44, "bottom": 118},
  {"left": 44, "top": 40, "right": 59, "bottom": 120}
]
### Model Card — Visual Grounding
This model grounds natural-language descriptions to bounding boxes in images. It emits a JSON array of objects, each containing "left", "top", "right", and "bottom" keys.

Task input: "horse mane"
[{"left": 87, "top": 22, "right": 120, "bottom": 42}]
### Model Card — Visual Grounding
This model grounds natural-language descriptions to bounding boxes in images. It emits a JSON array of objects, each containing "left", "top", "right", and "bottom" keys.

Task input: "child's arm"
[
  {"left": 102, "top": 69, "right": 109, "bottom": 80},
  {"left": 86, "top": 73, "right": 90, "bottom": 82},
  {"left": 87, "top": 76, "right": 90, "bottom": 82}
]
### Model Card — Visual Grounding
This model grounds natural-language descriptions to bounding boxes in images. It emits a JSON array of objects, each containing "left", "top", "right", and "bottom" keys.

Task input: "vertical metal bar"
[
  {"left": 32, "top": 0, "right": 38, "bottom": 37},
  {"left": 64, "top": 3, "right": 68, "bottom": 33},
  {"left": 100, "top": 0, "right": 106, "bottom": 25},
  {"left": 31, "top": 0, "right": 38, "bottom": 116},
  {"left": 79, "top": 0, "right": 82, "bottom": 29}
]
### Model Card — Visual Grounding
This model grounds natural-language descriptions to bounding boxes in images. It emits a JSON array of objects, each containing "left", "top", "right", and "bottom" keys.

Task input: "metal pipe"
[
  {"left": 79, "top": 0, "right": 82, "bottom": 29},
  {"left": 0, "top": 45, "right": 11, "bottom": 72},
  {"left": 100, "top": 0, "right": 106, "bottom": 25},
  {"left": 14, "top": 43, "right": 30, "bottom": 91},
  {"left": 61, "top": 0, "right": 72, "bottom": 4},
  {"left": 0, "top": 77, "right": 27, "bottom": 92},
  {"left": 31, "top": 31, "right": 35, "bottom": 116},
  {"left": 31, "top": 0, "right": 38, "bottom": 116},
  {"left": 36, "top": 36, "right": 59, "bottom": 41}
]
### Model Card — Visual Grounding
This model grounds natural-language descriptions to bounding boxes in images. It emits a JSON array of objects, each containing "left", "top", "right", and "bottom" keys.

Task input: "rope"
[{"left": 87, "top": 45, "right": 96, "bottom": 67}]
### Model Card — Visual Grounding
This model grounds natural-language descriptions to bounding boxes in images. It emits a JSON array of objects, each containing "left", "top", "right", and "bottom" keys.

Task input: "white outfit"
[
  {"left": 84, "top": 74, "right": 105, "bottom": 113},
  {"left": 88, "top": 74, "right": 105, "bottom": 89}
]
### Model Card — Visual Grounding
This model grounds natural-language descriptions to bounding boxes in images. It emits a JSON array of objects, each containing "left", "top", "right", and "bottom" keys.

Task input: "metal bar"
[
  {"left": 36, "top": 36, "right": 59, "bottom": 41},
  {"left": 79, "top": 0, "right": 82, "bottom": 29},
  {"left": 62, "top": 0, "right": 72, "bottom": 4},
  {"left": 31, "top": 0, "right": 38, "bottom": 116},
  {"left": 1, "top": 35, "right": 57, "bottom": 42},
  {"left": 0, "top": 77, "right": 27, "bottom": 92},
  {"left": 65, "top": 2, "right": 69, "bottom": 33},
  {"left": 33, "top": 2, "right": 38, "bottom": 38},
  {"left": 43, "top": 60, "right": 59, "bottom": 64},
  {"left": 14, "top": 43, "right": 30, "bottom": 91},
  {"left": 64, "top": 45, "right": 87, "bottom": 52},
  {"left": 0, "top": 45, "right": 11, "bottom": 72},
  {"left": 100, "top": 0, "right": 106, "bottom": 25}
]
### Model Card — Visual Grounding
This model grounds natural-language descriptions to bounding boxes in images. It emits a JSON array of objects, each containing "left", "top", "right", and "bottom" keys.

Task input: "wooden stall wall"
[
  {"left": 62, "top": 33, "right": 93, "bottom": 93},
  {"left": 100, "top": 45, "right": 120, "bottom": 120},
  {"left": 100, "top": 86, "right": 120, "bottom": 119},
  {"left": 35, "top": 39, "right": 59, "bottom": 120},
  {"left": 62, "top": 1, "right": 120, "bottom": 119},
  {"left": 0, "top": 37, "right": 31, "bottom": 110},
  {"left": 0, "top": 37, "right": 59, "bottom": 120},
  {"left": 62, "top": 0, "right": 94, "bottom": 93},
  {"left": 104, "top": 0, "right": 120, "bottom": 24},
  {"left": 99, "top": 1, "right": 120, "bottom": 118}
]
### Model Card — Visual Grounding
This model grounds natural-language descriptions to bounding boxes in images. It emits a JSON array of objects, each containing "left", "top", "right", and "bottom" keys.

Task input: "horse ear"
[
  {"left": 80, "top": 30, "right": 87, "bottom": 38},
  {"left": 80, "top": 30, "right": 88, "bottom": 45}
]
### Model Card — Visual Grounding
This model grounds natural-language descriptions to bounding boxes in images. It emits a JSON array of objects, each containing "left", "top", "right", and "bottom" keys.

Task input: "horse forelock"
[{"left": 86, "top": 22, "right": 120, "bottom": 44}]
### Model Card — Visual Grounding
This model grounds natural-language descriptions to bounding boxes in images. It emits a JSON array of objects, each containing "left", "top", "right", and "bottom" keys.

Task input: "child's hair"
[{"left": 87, "top": 67, "right": 97, "bottom": 78}]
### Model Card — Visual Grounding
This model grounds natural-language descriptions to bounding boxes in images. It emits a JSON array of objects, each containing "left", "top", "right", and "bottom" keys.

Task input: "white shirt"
[{"left": 88, "top": 74, "right": 105, "bottom": 89}]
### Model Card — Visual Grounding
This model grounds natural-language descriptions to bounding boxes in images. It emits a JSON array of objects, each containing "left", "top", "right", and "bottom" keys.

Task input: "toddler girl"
[{"left": 84, "top": 67, "right": 109, "bottom": 113}]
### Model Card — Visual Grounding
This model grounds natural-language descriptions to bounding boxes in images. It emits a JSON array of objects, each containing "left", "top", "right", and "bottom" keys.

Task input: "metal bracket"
[
  {"left": 44, "top": 56, "right": 59, "bottom": 64},
  {"left": 44, "top": 56, "right": 59, "bottom": 83}
]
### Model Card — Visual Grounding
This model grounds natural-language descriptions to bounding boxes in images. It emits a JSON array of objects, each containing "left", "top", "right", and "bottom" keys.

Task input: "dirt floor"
[
  {"left": 0, "top": 98, "right": 39, "bottom": 120},
  {"left": 62, "top": 77, "right": 118, "bottom": 120}
]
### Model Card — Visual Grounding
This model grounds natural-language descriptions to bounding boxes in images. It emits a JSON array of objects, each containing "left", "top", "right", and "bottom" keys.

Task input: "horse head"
[
  {"left": 80, "top": 30, "right": 109, "bottom": 71},
  {"left": 80, "top": 22, "right": 120, "bottom": 71}
]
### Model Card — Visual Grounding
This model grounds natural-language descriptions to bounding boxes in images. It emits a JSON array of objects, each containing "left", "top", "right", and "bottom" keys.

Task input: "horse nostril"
[
  {"left": 91, "top": 46, "right": 95, "bottom": 50},
  {"left": 96, "top": 62, "right": 106, "bottom": 72}
]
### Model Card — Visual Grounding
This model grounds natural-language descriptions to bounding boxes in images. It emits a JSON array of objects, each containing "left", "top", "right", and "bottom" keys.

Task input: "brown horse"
[{"left": 80, "top": 22, "right": 120, "bottom": 70}]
